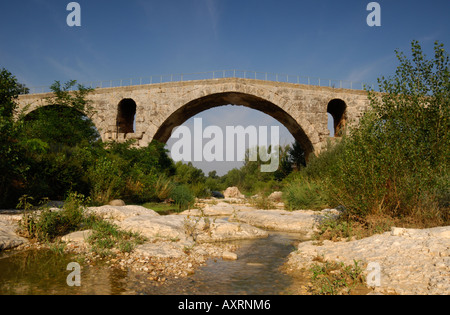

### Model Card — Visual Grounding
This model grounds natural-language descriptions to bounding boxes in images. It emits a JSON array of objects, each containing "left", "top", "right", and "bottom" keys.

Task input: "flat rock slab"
[
  {"left": 134, "top": 242, "right": 187, "bottom": 259},
  {"left": 87, "top": 205, "right": 159, "bottom": 222},
  {"left": 232, "top": 209, "right": 340, "bottom": 236},
  {"left": 286, "top": 226, "right": 450, "bottom": 295},
  {"left": 182, "top": 202, "right": 255, "bottom": 217},
  {"left": 61, "top": 230, "right": 93, "bottom": 243},
  {"left": 119, "top": 215, "right": 187, "bottom": 241},
  {"left": 195, "top": 218, "right": 269, "bottom": 243},
  {"left": 0, "top": 220, "right": 28, "bottom": 251},
  {"left": 117, "top": 214, "right": 268, "bottom": 243}
]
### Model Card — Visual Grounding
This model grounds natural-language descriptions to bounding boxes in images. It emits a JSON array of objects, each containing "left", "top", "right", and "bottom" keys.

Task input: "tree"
[
  {"left": 330, "top": 40, "right": 449, "bottom": 223},
  {"left": 208, "top": 170, "right": 219, "bottom": 179},
  {"left": 274, "top": 144, "right": 293, "bottom": 181},
  {"left": 289, "top": 141, "right": 306, "bottom": 170},
  {"left": 174, "top": 162, "right": 205, "bottom": 185},
  {"left": 0, "top": 68, "right": 27, "bottom": 207},
  {"left": 21, "top": 80, "right": 100, "bottom": 147}
]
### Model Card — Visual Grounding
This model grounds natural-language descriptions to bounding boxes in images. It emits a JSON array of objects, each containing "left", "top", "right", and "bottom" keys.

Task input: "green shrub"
[
  {"left": 88, "top": 156, "right": 125, "bottom": 205},
  {"left": 250, "top": 195, "right": 276, "bottom": 210},
  {"left": 284, "top": 41, "right": 449, "bottom": 229},
  {"left": 18, "top": 192, "right": 87, "bottom": 242},
  {"left": 283, "top": 177, "right": 330, "bottom": 211},
  {"left": 190, "top": 182, "right": 210, "bottom": 199},
  {"left": 310, "top": 259, "right": 367, "bottom": 295},
  {"left": 87, "top": 219, "right": 146, "bottom": 257},
  {"left": 170, "top": 184, "right": 195, "bottom": 212}
]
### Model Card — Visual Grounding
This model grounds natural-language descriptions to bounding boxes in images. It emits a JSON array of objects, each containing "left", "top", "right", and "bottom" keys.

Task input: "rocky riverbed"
[
  {"left": 284, "top": 226, "right": 450, "bottom": 295},
  {"left": 1, "top": 199, "right": 449, "bottom": 295}
]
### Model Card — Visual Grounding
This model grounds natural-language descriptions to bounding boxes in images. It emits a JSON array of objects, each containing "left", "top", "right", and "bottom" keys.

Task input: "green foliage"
[
  {"left": 87, "top": 219, "right": 147, "bottom": 257},
  {"left": 0, "top": 71, "right": 181, "bottom": 208},
  {"left": 174, "top": 161, "right": 205, "bottom": 185},
  {"left": 18, "top": 192, "right": 87, "bottom": 242},
  {"left": 0, "top": 68, "right": 28, "bottom": 208},
  {"left": 170, "top": 184, "right": 195, "bottom": 212},
  {"left": 219, "top": 145, "right": 294, "bottom": 196},
  {"left": 283, "top": 175, "right": 330, "bottom": 211},
  {"left": 310, "top": 259, "right": 366, "bottom": 295},
  {"left": 21, "top": 80, "right": 99, "bottom": 147},
  {"left": 288, "top": 140, "right": 306, "bottom": 170},
  {"left": 250, "top": 195, "right": 276, "bottom": 210},
  {"left": 285, "top": 41, "right": 449, "bottom": 229},
  {"left": 327, "top": 41, "right": 449, "bottom": 224},
  {"left": 0, "top": 68, "right": 21, "bottom": 118},
  {"left": 88, "top": 155, "right": 125, "bottom": 205}
]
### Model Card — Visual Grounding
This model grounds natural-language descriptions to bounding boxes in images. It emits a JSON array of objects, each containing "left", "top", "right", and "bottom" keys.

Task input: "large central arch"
[{"left": 153, "top": 92, "right": 315, "bottom": 158}]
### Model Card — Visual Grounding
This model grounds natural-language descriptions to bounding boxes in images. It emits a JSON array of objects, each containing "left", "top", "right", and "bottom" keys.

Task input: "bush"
[
  {"left": 313, "top": 41, "right": 449, "bottom": 227},
  {"left": 310, "top": 259, "right": 367, "bottom": 295},
  {"left": 88, "top": 156, "right": 125, "bottom": 205},
  {"left": 170, "top": 184, "right": 195, "bottom": 212},
  {"left": 283, "top": 176, "right": 330, "bottom": 211},
  {"left": 190, "top": 182, "right": 210, "bottom": 199},
  {"left": 18, "top": 192, "right": 87, "bottom": 242},
  {"left": 283, "top": 42, "right": 449, "bottom": 230},
  {"left": 86, "top": 219, "right": 146, "bottom": 257},
  {"left": 250, "top": 195, "right": 276, "bottom": 210}
]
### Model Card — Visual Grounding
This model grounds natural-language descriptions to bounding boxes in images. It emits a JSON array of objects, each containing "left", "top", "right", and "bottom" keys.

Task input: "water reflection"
[
  {"left": 0, "top": 232, "right": 308, "bottom": 295},
  {"left": 0, "top": 250, "right": 132, "bottom": 295}
]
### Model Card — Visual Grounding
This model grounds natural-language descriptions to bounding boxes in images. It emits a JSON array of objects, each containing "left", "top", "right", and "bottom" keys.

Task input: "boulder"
[
  {"left": 109, "top": 199, "right": 126, "bottom": 206},
  {"left": 181, "top": 202, "right": 236, "bottom": 217},
  {"left": 268, "top": 191, "right": 283, "bottom": 202},
  {"left": 0, "top": 221, "right": 27, "bottom": 251},
  {"left": 222, "top": 251, "right": 238, "bottom": 261},
  {"left": 61, "top": 230, "right": 93, "bottom": 244},
  {"left": 195, "top": 218, "right": 269, "bottom": 243},
  {"left": 118, "top": 215, "right": 187, "bottom": 241},
  {"left": 223, "top": 187, "right": 245, "bottom": 199},
  {"left": 134, "top": 242, "right": 187, "bottom": 258},
  {"left": 285, "top": 226, "right": 450, "bottom": 295},
  {"left": 86, "top": 205, "right": 159, "bottom": 222},
  {"left": 232, "top": 209, "right": 341, "bottom": 237}
]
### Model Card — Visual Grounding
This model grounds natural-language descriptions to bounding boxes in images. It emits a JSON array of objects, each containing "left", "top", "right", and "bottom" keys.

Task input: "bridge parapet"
[{"left": 23, "top": 70, "right": 376, "bottom": 95}]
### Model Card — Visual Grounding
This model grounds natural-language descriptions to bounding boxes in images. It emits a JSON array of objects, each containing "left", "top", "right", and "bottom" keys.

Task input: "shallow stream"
[{"left": 0, "top": 231, "right": 309, "bottom": 295}]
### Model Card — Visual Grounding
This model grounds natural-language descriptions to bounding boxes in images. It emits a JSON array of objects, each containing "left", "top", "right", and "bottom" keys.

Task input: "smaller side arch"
[
  {"left": 327, "top": 99, "right": 347, "bottom": 137},
  {"left": 117, "top": 99, "right": 137, "bottom": 134},
  {"left": 21, "top": 104, "right": 101, "bottom": 145}
]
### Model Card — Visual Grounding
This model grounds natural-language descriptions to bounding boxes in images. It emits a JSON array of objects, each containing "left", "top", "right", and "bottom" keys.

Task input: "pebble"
[{"left": 222, "top": 251, "right": 238, "bottom": 261}]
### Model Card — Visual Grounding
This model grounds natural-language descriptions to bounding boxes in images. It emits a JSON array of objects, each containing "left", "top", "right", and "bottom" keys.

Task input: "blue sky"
[{"left": 1, "top": 0, "right": 449, "bottom": 174}]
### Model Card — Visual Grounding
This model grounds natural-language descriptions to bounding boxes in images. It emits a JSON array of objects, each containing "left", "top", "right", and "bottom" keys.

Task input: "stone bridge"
[{"left": 17, "top": 77, "right": 371, "bottom": 157}]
